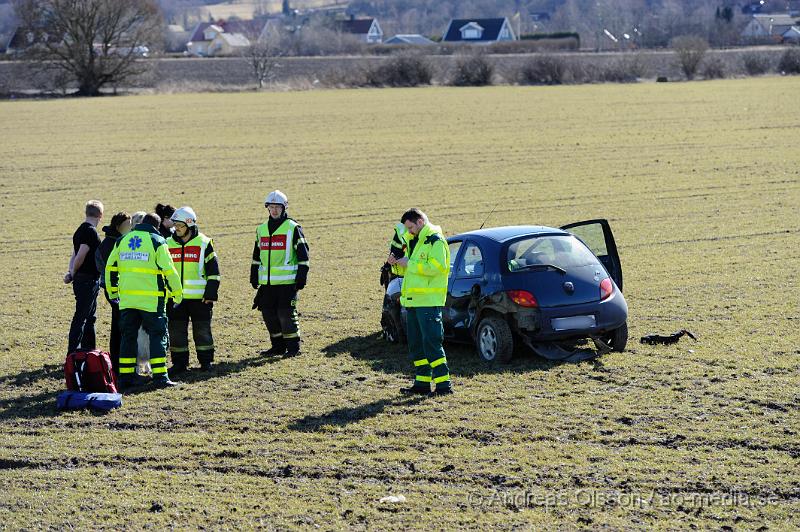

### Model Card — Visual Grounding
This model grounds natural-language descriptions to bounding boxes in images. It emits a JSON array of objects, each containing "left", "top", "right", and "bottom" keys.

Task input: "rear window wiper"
[{"left": 512, "top": 263, "right": 566, "bottom": 275}]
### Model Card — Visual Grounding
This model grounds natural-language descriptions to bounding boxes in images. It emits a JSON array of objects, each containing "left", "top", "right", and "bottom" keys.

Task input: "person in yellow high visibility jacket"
[
  {"left": 387, "top": 208, "right": 453, "bottom": 396},
  {"left": 166, "top": 206, "right": 220, "bottom": 374},
  {"left": 251, "top": 190, "right": 309, "bottom": 357},
  {"left": 105, "top": 212, "right": 183, "bottom": 389}
]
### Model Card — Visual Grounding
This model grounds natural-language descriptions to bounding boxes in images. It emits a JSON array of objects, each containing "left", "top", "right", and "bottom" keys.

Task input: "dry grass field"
[{"left": 0, "top": 78, "right": 798, "bottom": 528}]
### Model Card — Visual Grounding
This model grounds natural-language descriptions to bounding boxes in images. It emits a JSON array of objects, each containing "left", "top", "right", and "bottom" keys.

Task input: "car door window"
[
  {"left": 561, "top": 219, "right": 623, "bottom": 290},
  {"left": 568, "top": 223, "right": 608, "bottom": 257},
  {"left": 509, "top": 238, "right": 556, "bottom": 269},
  {"left": 448, "top": 241, "right": 462, "bottom": 273},
  {"left": 508, "top": 236, "right": 598, "bottom": 271},
  {"left": 457, "top": 242, "right": 484, "bottom": 278}
]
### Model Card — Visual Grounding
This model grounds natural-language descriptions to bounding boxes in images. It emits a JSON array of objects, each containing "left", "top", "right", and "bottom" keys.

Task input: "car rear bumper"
[{"left": 511, "top": 290, "right": 628, "bottom": 342}]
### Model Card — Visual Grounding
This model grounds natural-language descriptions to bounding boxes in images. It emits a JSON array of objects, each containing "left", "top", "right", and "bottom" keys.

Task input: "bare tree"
[
  {"left": 671, "top": 34, "right": 708, "bottom": 80},
  {"left": 242, "top": 29, "right": 282, "bottom": 89},
  {"left": 13, "top": 0, "right": 162, "bottom": 96}
]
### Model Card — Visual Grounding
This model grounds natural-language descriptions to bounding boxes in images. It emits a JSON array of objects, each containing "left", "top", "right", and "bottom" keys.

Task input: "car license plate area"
[{"left": 551, "top": 315, "right": 596, "bottom": 331}]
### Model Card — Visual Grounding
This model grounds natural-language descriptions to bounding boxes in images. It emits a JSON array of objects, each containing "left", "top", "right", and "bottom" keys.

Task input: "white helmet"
[
  {"left": 264, "top": 190, "right": 288, "bottom": 208},
  {"left": 170, "top": 206, "right": 197, "bottom": 227}
]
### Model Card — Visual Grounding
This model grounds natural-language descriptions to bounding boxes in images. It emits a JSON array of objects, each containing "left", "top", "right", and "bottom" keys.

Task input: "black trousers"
[
  {"left": 167, "top": 299, "right": 214, "bottom": 366},
  {"left": 67, "top": 274, "right": 99, "bottom": 354},
  {"left": 257, "top": 285, "right": 299, "bottom": 350},
  {"left": 103, "top": 291, "right": 121, "bottom": 375},
  {"left": 119, "top": 308, "right": 169, "bottom": 381}
]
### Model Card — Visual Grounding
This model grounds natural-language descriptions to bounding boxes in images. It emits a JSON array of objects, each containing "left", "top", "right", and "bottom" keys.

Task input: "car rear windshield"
[{"left": 507, "top": 235, "right": 602, "bottom": 272}]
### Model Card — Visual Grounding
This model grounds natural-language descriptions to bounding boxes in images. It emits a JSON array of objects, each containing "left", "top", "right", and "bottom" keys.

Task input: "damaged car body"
[{"left": 382, "top": 219, "right": 628, "bottom": 363}]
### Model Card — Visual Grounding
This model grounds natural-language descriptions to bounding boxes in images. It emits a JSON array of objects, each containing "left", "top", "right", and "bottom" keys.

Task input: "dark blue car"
[{"left": 382, "top": 219, "right": 628, "bottom": 362}]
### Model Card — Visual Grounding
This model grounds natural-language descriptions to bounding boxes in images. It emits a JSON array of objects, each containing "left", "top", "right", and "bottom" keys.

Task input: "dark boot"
[
  {"left": 118, "top": 374, "right": 135, "bottom": 391},
  {"left": 170, "top": 364, "right": 188, "bottom": 376},
  {"left": 285, "top": 339, "right": 301, "bottom": 357},
  {"left": 260, "top": 338, "right": 286, "bottom": 356},
  {"left": 119, "top": 374, "right": 149, "bottom": 392},
  {"left": 153, "top": 376, "right": 180, "bottom": 388},
  {"left": 400, "top": 383, "right": 431, "bottom": 395}
]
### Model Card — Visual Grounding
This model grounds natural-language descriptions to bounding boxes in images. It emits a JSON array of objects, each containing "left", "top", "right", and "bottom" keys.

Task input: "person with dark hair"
[
  {"left": 95, "top": 211, "right": 132, "bottom": 374},
  {"left": 154, "top": 203, "right": 176, "bottom": 239},
  {"left": 166, "top": 206, "right": 220, "bottom": 373},
  {"left": 388, "top": 208, "right": 453, "bottom": 396},
  {"left": 252, "top": 190, "right": 309, "bottom": 357},
  {"left": 64, "top": 200, "right": 104, "bottom": 354},
  {"left": 105, "top": 212, "right": 183, "bottom": 389}
]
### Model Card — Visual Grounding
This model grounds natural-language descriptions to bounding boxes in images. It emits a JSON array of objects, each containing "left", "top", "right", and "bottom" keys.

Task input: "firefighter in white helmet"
[
  {"left": 166, "top": 206, "right": 221, "bottom": 373},
  {"left": 251, "top": 190, "right": 309, "bottom": 356}
]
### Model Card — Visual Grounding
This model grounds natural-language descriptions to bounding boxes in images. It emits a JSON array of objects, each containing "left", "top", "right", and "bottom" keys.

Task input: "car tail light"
[
  {"left": 507, "top": 290, "right": 538, "bottom": 308},
  {"left": 600, "top": 278, "right": 614, "bottom": 300}
]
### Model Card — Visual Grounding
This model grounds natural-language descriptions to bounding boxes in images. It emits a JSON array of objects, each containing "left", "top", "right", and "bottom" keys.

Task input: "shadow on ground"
[
  {"left": 291, "top": 332, "right": 594, "bottom": 432},
  {"left": 288, "top": 394, "right": 428, "bottom": 432},
  {"left": 322, "top": 331, "right": 566, "bottom": 377},
  {"left": 0, "top": 363, "right": 63, "bottom": 387},
  {"left": 0, "top": 350, "right": 296, "bottom": 420},
  {"left": 118, "top": 349, "right": 298, "bottom": 396}
]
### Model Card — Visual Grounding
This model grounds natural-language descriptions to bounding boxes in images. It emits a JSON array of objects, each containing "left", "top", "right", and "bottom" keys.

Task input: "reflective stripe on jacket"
[
  {"left": 105, "top": 224, "right": 182, "bottom": 312},
  {"left": 400, "top": 223, "right": 450, "bottom": 308},
  {"left": 257, "top": 218, "right": 302, "bottom": 285},
  {"left": 168, "top": 232, "right": 220, "bottom": 299}
]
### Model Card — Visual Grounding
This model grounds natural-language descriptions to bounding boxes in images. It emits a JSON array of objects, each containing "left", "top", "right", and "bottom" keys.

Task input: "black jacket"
[{"left": 95, "top": 225, "right": 121, "bottom": 288}]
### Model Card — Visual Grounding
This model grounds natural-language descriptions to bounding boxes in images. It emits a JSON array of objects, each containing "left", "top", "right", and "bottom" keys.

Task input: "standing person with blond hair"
[{"left": 65, "top": 200, "right": 104, "bottom": 354}]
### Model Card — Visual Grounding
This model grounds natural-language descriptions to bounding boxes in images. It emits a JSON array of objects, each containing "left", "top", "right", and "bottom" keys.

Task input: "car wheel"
[
  {"left": 603, "top": 322, "right": 628, "bottom": 352},
  {"left": 476, "top": 316, "right": 514, "bottom": 363},
  {"left": 381, "top": 313, "right": 398, "bottom": 343},
  {"left": 380, "top": 309, "right": 406, "bottom": 344}
]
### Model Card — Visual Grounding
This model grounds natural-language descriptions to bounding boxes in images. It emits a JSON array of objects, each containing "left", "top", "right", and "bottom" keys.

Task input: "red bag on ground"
[{"left": 64, "top": 350, "right": 118, "bottom": 393}]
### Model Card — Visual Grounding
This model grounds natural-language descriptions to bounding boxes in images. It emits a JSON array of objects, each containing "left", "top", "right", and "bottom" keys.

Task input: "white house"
[
  {"left": 187, "top": 19, "right": 276, "bottom": 57},
  {"left": 208, "top": 32, "right": 251, "bottom": 56},
  {"left": 741, "top": 14, "right": 800, "bottom": 41}
]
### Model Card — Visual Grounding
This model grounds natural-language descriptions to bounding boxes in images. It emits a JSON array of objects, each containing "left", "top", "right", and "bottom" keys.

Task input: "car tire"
[
  {"left": 603, "top": 322, "right": 628, "bottom": 352},
  {"left": 380, "top": 308, "right": 406, "bottom": 344},
  {"left": 476, "top": 316, "right": 514, "bottom": 363}
]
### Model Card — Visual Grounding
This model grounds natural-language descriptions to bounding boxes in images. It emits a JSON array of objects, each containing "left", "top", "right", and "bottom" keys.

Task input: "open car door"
[{"left": 560, "top": 219, "right": 623, "bottom": 291}]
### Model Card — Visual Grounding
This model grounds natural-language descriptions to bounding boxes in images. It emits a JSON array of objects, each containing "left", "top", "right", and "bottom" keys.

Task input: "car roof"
[{"left": 450, "top": 225, "right": 569, "bottom": 243}]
